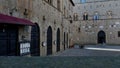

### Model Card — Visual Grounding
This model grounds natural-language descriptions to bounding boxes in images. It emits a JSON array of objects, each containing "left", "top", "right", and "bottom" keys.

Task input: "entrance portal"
[
  {"left": 66, "top": 33, "right": 69, "bottom": 48},
  {"left": 0, "top": 24, "right": 18, "bottom": 56},
  {"left": 56, "top": 28, "right": 60, "bottom": 52},
  {"left": 47, "top": 26, "right": 52, "bottom": 55},
  {"left": 31, "top": 23, "right": 40, "bottom": 56},
  {"left": 98, "top": 31, "right": 106, "bottom": 44},
  {"left": 64, "top": 32, "right": 66, "bottom": 50}
]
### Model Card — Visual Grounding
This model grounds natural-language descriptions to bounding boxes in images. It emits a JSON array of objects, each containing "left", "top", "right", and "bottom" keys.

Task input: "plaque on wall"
[{"left": 99, "top": 26, "right": 104, "bottom": 29}]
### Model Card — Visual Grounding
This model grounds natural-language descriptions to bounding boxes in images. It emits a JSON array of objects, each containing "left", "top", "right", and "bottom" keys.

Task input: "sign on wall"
[
  {"left": 99, "top": 26, "right": 104, "bottom": 29},
  {"left": 20, "top": 42, "right": 30, "bottom": 56}
]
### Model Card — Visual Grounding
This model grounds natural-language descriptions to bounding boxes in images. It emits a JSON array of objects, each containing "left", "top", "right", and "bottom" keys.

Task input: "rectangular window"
[
  {"left": 93, "top": 15, "right": 99, "bottom": 20},
  {"left": 83, "top": 15, "right": 88, "bottom": 20},
  {"left": 78, "top": 28, "right": 80, "bottom": 32},
  {"left": 81, "top": 0, "right": 86, "bottom": 3},
  {"left": 57, "top": 0, "right": 60, "bottom": 11},
  {"left": 118, "top": 31, "right": 120, "bottom": 37},
  {"left": 74, "top": 13, "right": 78, "bottom": 21}
]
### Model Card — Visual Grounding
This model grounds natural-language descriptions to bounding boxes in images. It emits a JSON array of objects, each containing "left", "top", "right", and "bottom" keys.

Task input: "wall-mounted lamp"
[
  {"left": 42, "top": 41, "right": 47, "bottom": 47},
  {"left": 23, "top": 8, "right": 29, "bottom": 16},
  {"left": 54, "top": 40, "right": 56, "bottom": 45}
]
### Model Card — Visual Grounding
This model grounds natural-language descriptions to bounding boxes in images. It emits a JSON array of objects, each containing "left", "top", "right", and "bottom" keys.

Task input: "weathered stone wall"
[
  {"left": 74, "top": 1, "right": 120, "bottom": 20},
  {"left": 0, "top": 0, "right": 32, "bottom": 43},
  {"left": 73, "top": 0, "right": 120, "bottom": 45},
  {"left": 0, "top": 0, "right": 75, "bottom": 56},
  {"left": 31, "top": 0, "right": 74, "bottom": 56},
  {"left": 73, "top": 19, "right": 120, "bottom": 45}
]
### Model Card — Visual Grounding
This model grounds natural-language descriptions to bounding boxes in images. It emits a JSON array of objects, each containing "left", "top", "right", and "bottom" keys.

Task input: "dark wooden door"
[
  {"left": 0, "top": 28, "right": 8, "bottom": 56},
  {"left": 64, "top": 32, "right": 66, "bottom": 50},
  {"left": 31, "top": 24, "right": 40, "bottom": 56},
  {"left": 0, "top": 25, "right": 18, "bottom": 56},
  {"left": 98, "top": 31, "right": 106, "bottom": 44},
  {"left": 56, "top": 28, "right": 60, "bottom": 52},
  {"left": 47, "top": 26, "right": 52, "bottom": 55},
  {"left": 66, "top": 33, "right": 69, "bottom": 48}
]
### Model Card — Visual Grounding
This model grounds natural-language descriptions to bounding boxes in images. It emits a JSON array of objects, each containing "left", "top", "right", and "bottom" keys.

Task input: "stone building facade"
[
  {"left": 32, "top": 0, "right": 75, "bottom": 56},
  {"left": 73, "top": 0, "right": 120, "bottom": 45},
  {"left": 0, "top": 0, "right": 75, "bottom": 56}
]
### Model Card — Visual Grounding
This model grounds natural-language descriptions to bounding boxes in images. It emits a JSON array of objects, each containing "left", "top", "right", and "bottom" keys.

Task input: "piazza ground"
[
  {"left": 0, "top": 56, "right": 120, "bottom": 68},
  {"left": 0, "top": 45, "right": 120, "bottom": 68},
  {"left": 53, "top": 45, "right": 120, "bottom": 56}
]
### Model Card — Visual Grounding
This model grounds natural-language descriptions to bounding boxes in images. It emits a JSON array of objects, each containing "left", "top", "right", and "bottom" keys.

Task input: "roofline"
[{"left": 76, "top": 0, "right": 119, "bottom": 4}]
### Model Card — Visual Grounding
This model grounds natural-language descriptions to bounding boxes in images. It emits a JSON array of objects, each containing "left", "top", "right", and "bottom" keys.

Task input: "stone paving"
[
  {"left": 1, "top": 45, "right": 120, "bottom": 68},
  {"left": 53, "top": 45, "right": 120, "bottom": 56}
]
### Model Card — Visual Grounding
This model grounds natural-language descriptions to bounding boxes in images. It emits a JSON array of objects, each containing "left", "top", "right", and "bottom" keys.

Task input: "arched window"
[
  {"left": 93, "top": 12, "right": 99, "bottom": 20},
  {"left": 83, "top": 12, "right": 88, "bottom": 20},
  {"left": 74, "top": 13, "right": 78, "bottom": 21},
  {"left": 78, "top": 27, "right": 81, "bottom": 32},
  {"left": 80, "top": 0, "right": 86, "bottom": 3},
  {"left": 50, "top": 0, "right": 53, "bottom": 4},
  {"left": 118, "top": 31, "right": 120, "bottom": 37},
  {"left": 57, "top": 0, "right": 61, "bottom": 11},
  {"left": 64, "top": 6, "right": 66, "bottom": 15}
]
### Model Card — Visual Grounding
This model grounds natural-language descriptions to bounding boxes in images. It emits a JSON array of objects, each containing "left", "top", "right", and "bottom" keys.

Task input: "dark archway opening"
[
  {"left": 56, "top": 28, "right": 60, "bottom": 52},
  {"left": 47, "top": 26, "right": 52, "bottom": 55},
  {"left": 64, "top": 32, "right": 66, "bottom": 50},
  {"left": 66, "top": 33, "right": 69, "bottom": 48},
  {"left": 31, "top": 23, "right": 40, "bottom": 56},
  {"left": 98, "top": 31, "right": 106, "bottom": 44}
]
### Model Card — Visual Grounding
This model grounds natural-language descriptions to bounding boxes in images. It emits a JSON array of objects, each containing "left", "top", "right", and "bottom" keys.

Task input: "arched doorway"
[
  {"left": 56, "top": 28, "right": 60, "bottom": 52},
  {"left": 31, "top": 23, "right": 40, "bottom": 56},
  {"left": 66, "top": 33, "right": 69, "bottom": 48},
  {"left": 64, "top": 32, "right": 66, "bottom": 50},
  {"left": 47, "top": 26, "right": 52, "bottom": 55},
  {"left": 98, "top": 31, "right": 106, "bottom": 44}
]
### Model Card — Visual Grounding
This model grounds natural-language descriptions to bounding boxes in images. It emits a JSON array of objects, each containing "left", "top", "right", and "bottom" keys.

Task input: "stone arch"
[
  {"left": 64, "top": 32, "right": 66, "bottom": 50},
  {"left": 66, "top": 33, "right": 69, "bottom": 48},
  {"left": 98, "top": 30, "right": 106, "bottom": 44},
  {"left": 47, "top": 26, "right": 52, "bottom": 55},
  {"left": 56, "top": 28, "right": 60, "bottom": 52},
  {"left": 31, "top": 23, "right": 40, "bottom": 56}
]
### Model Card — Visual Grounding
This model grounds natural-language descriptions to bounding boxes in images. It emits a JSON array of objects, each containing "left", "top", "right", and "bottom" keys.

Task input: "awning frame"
[{"left": 0, "top": 13, "right": 34, "bottom": 26}]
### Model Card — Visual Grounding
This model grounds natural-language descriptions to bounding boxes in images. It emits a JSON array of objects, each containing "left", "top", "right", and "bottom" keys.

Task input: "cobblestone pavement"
[{"left": 53, "top": 45, "right": 120, "bottom": 56}]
